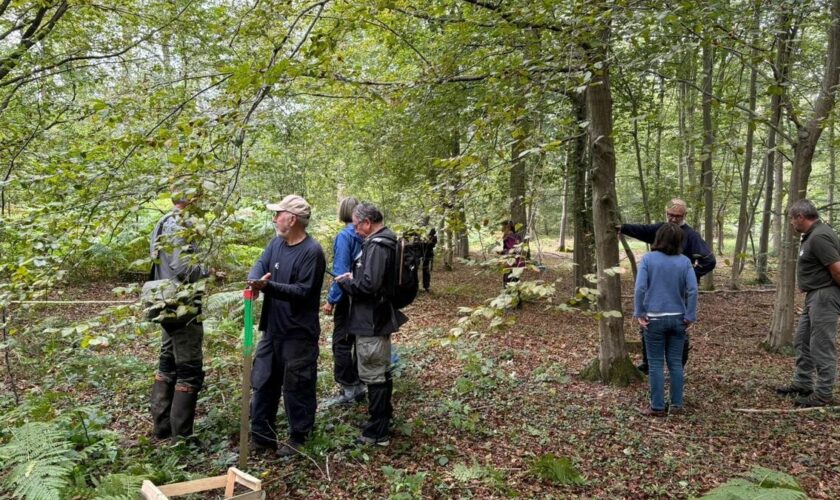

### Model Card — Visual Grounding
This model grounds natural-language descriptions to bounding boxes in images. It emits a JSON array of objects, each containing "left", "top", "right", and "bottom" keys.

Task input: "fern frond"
[
  {"left": 0, "top": 422, "right": 76, "bottom": 500},
  {"left": 529, "top": 453, "right": 586, "bottom": 486},
  {"left": 452, "top": 463, "right": 486, "bottom": 482},
  {"left": 92, "top": 472, "right": 146, "bottom": 500},
  {"left": 205, "top": 290, "right": 245, "bottom": 318}
]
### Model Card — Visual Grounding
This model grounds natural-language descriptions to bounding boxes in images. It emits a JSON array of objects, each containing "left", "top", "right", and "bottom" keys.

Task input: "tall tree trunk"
[
  {"left": 830, "top": 122, "right": 836, "bottom": 227},
  {"left": 580, "top": 25, "right": 640, "bottom": 386},
  {"left": 679, "top": 78, "right": 687, "bottom": 195},
  {"left": 772, "top": 138, "right": 784, "bottom": 256},
  {"left": 700, "top": 43, "right": 716, "bottom": 291},
  {"left": 680, "top": 48, "right": 699, "bottom": 208},
  {"left": 757, "top": 115, "right": 781, "bottom": 282},
  {"left": 654, "top": 75, "right": 665, "bottom": 209},
  {"left": 451, "top": 131, "right": 469, "bottom": 258},
  {"left": 618, "top": 74, "right": 652, "bottom": 223},
  {"left": 558, "top": 161, "right": 569, "bottom": 251},
  {"left": 570, "top": 92, "right": 595, "bottom": 288},
  {"left": 631, "top": 109, "right": 652, "bottom": 223},
  {"left": 766, "top": 0, "right": 840, "bottom": 351},
  {"left": 510, "top": 116, "right": 529, "bottom": 232},
  {"left": 730, "top": 4, "right": 760, "bottom": 290}
]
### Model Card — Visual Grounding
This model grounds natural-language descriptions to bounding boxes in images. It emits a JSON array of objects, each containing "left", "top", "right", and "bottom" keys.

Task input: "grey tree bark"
[
  {"left": 580, "top": 24, "right": 639, "bottom": 386},
  {"left": 766, "top": 0, "right": 840, "bottom": 351},
  {"left": 700, "top": 43, "right": 716, "bottom": 291},
  {"left": 730, "top": 4, "right": 760, "bottom": 290}
]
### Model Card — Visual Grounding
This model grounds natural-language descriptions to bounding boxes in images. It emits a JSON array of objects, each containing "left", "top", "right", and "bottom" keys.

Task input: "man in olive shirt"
[{"left": 776, "top": 199, "right": 839, "bottom": 407}]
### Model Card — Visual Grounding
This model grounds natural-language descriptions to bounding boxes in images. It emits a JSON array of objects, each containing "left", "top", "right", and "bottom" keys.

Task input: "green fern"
[
  {"left": 529, "top": 453, "right": 587, "bottom": 486},
  {"left": 205, "top": 290, "right": 246, "bottom": 318},
  {"left": 452, "top": 463, "right": 487, "bottom": 482},
  {"left": 92, "top": 473, "right": 146, "bottom": 500},
  {"left": 747, "top": 466, "right": 804, "bottom": 492},
  {"left": 0, "top": 422, "right": 77, "bottom": 499},
  {"left": 699, "top": 467, "right": 807, "bottom": 499}
]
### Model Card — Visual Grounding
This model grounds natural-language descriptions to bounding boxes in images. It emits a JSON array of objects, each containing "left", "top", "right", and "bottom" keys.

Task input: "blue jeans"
[{"left": 644, "top": 316, "right": 686, "bottom": 410}]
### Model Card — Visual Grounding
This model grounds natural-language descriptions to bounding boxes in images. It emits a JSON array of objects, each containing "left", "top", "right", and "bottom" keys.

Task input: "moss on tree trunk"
[{"left": 580, "top": 356, "right": 642, "bottom": 386}]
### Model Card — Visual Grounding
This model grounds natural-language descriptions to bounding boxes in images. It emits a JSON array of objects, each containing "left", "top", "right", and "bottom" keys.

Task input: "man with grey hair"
[
  {"left": 336, "top": 202, "right": 407, "bottom": 446},
  {"left": 619, "top": 198, "right": 716, "bottom": 374},
  {"left": 776, "top": 199, "right": 839, "bottom": 407},
  {"left": 248, "top": 194, "right": 326, "bottom": 457}
]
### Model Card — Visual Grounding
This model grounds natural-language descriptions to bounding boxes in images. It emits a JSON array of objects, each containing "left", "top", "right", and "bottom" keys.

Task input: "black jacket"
[
  {"left": 620, "top": 222, "right": 716, "bottom": 280},
  {"left": 339, "top": 227, "right": 408, "bottom": 337}
]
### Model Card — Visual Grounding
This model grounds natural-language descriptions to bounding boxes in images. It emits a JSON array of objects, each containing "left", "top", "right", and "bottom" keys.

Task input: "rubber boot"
[
  {"left": 170, "top": 386, "right": 198, "bottom": 440},
  {"left": 150, "top": 376, "right": 174, "bottom": 439}
]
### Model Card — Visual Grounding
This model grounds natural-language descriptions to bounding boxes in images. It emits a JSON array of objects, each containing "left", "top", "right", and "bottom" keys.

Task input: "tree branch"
[{"left": 0, "top": 2, "right": 68, "bottom": 83}]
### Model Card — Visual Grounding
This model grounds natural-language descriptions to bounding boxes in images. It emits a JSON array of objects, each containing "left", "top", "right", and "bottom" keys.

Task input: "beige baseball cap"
[{"left": 266, "top": 194, "right": 311, "bottom": 218}]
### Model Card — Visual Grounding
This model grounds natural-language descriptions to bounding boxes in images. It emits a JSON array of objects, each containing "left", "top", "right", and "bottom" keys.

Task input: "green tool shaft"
[{"left": 239, "top": 292, "right": 255, "bottom": 470}]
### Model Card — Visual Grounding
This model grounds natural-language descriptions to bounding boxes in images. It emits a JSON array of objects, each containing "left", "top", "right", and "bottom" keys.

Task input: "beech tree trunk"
[
  {"left": 830, "top": 123, "right": 836, "bottom": 227},
  {"left": 730, "top": 4, "right": 760, "bottom": 290},
  {"left": 510, "top": 116, "right": 529, "bottom": 233},
  {"left": 558, "top": 164, "right": 569, "bottom": 251},
  {"left": 570, "top": 92, "right": 595, "bottom": 288},
  {"left": 452, "top": 132, "right": 469, "bottom": 259},
  {"left": 700, "top": 43, "right": 716, "bottom": 291},
  {"left": 581, "top": 26, "right": 639, "bottom": 386},
  {"left": 772, "top": 141, "right": 784, "bottom": 256},
  {"left": 766, "top": 0, "right": 840, "bottom": 351}
]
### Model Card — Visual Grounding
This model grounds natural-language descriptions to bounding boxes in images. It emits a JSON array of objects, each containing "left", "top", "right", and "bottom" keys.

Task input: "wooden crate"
[{"left": 140, "top": 467, "right": 263, "bottom": 499}]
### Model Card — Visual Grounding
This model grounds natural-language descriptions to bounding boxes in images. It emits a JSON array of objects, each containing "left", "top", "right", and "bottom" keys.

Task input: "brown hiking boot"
[{"left": 639, "top": 406, "right": 667, "bottom": 417}]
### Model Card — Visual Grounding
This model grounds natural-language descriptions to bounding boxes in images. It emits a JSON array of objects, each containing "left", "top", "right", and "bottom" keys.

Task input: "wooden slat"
[
  {"left": 140, "top": 480, "right": 168, "bottom": 500},
  {"left": 230, "top": 491, "right": 265, "bottom": 500},
  {"left": 141, "top": 468, "right": 261, "bottom": 499},
  {"left": 157, "top": 475, "right": 227, "bottom": 496},
  {"left": 230, "top": 467, "right": 261, "bottom": 491}
]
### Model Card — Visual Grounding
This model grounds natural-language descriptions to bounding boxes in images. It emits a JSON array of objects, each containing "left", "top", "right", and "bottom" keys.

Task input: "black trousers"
[
  {"left": 332, "top": 297, "right": 360, "bottom": 387},
  {"left": 422, "top": 252, "right": 433, "bottom": 290},
  {"left": 364, "top": 378, "right": 393, "bottom": 439},
  {"left": 157, "top": 321, "right": 204, "bottom": 391},
  {"left": 250, "top": 336, "right": 318, "bottom": 446}
]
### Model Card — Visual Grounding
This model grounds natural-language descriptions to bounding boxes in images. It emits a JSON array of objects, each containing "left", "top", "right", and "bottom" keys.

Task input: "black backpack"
[{"left": 391, "top": 234, "right": 423, "bottom": 309}]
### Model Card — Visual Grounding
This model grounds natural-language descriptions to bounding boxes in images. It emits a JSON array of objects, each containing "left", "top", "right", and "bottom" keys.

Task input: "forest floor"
[{"left": 4, "top": 253, "right": 839, "bottom": 498}]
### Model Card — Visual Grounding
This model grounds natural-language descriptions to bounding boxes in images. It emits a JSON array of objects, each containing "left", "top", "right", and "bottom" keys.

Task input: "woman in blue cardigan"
[{"left": 634, "top": 223, "right": 698, "bottom": 417}]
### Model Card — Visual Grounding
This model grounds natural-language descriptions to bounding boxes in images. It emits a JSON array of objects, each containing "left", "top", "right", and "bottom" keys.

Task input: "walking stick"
[{"left": 239, "top": 289, "right": 256, "bottom": 469}]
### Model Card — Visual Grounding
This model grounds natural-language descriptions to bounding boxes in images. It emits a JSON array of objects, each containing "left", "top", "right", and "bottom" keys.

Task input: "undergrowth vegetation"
[{"left": 1, "top": 257, "right": 837, "bottom": 498}]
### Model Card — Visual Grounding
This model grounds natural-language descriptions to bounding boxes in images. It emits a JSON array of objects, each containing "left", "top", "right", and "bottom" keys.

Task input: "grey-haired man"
[
  {"left": 248, "top": 195, "right": 326, "bottom": 457},
  {"left": 336, "top": 202, "right": 407, "bottom": 446},
  {"left": 776, "top": 199, "right": 839, "bottom": 407}
]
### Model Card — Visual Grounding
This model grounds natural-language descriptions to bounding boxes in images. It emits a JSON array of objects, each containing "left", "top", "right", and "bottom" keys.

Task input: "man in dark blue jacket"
[
  {"left": 248, "top": 195, "right": 326, "bottom": 458},
  {"left": 619, "top": 198, "right": 716, "bottom": 373}
]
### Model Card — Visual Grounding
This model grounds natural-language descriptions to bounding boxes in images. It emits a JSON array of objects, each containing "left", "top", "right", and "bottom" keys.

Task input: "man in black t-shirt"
[
  {"left": 248, "top": 195, "right": 326, "bottom": 457},
  {"left": 776, "top": 199, "right": 840, "bottom": 407}
]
